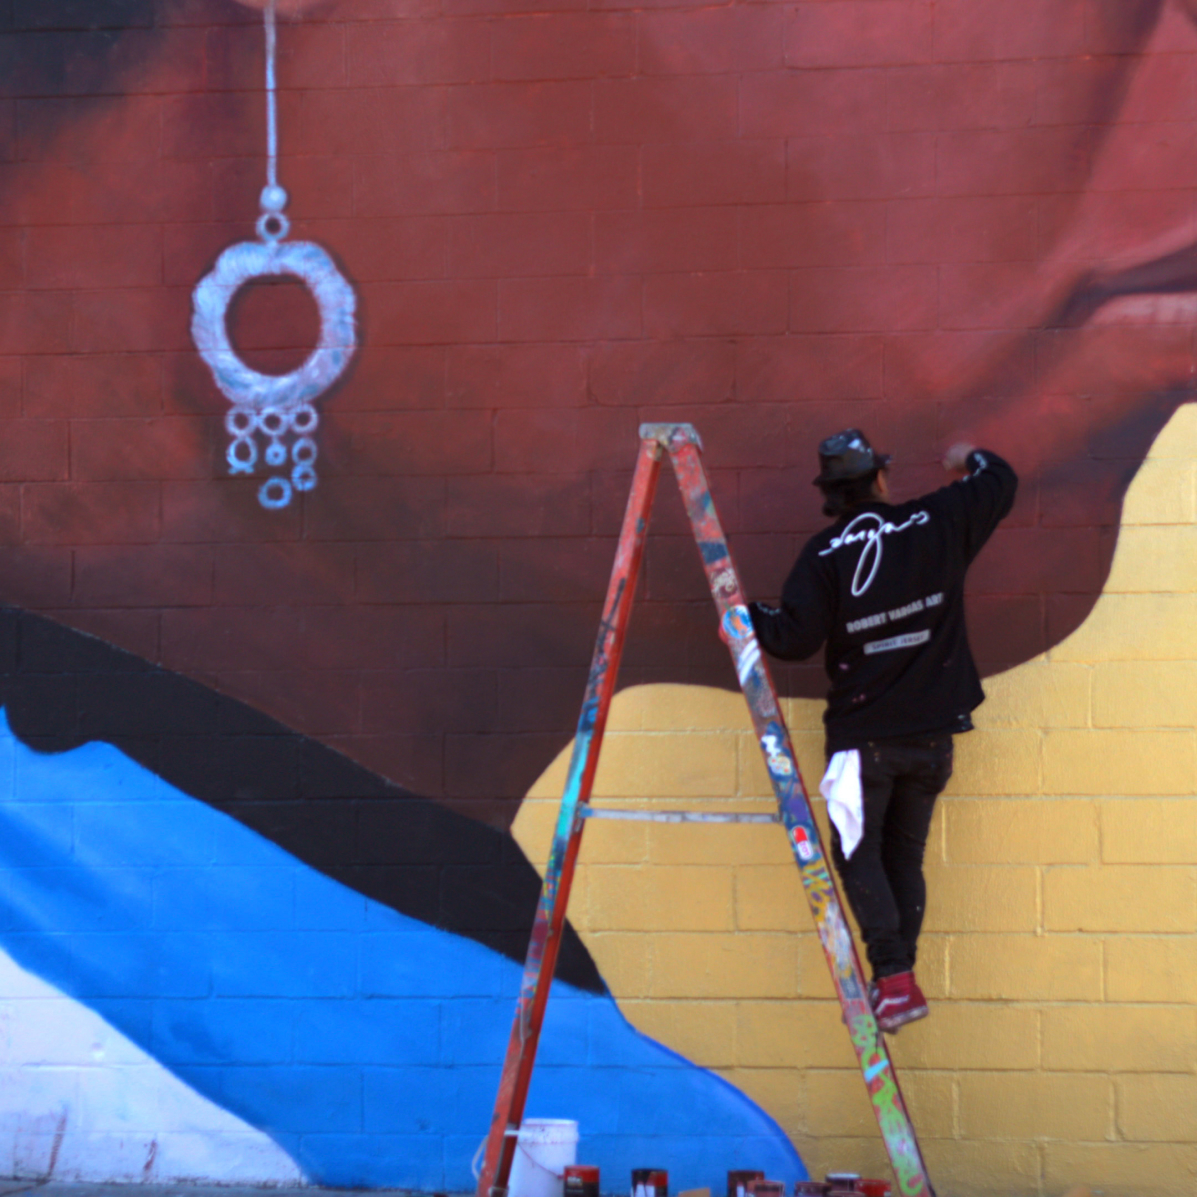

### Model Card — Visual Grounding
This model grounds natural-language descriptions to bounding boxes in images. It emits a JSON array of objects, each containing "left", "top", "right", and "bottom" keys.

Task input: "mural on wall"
[{"left": 1, "top": 0, "right": 1197, "bottom": 1189}]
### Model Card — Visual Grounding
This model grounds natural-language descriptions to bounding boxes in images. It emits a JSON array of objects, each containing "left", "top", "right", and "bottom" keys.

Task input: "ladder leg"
[
  {"left": 476, "top": 436, "right": 664, "bottom": 1197},
  {"left": 659, "top": 426, "right": 937, "bottom": 1197}
]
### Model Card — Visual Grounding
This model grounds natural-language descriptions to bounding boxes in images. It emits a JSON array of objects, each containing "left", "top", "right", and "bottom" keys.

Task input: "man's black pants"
[{"left": 827, "top": 734, "right": 954, "bottom": 980}]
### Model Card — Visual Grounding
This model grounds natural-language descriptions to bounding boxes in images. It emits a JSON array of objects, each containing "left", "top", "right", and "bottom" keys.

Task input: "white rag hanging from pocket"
[{"left": 820, "top": 749, "right": 864, "bottom": 860}]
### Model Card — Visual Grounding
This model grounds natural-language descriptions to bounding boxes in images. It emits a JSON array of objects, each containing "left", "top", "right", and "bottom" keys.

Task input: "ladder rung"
[{"left": 579, "top": 805, "right": 779, "bottom": 825}]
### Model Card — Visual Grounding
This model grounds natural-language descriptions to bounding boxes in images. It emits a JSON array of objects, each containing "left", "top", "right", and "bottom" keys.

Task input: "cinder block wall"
[
  {"left": 5, "top": 1, "right": 1197, "bottom": 1190},
  {"left": 515, "top": 409, "right": 1197, "bottom": 1197}
]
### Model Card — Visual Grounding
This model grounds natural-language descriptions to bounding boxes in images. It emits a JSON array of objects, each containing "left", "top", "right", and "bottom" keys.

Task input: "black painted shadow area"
[{"left": 0, "top": 608, "right": 604, "bottom": 994}]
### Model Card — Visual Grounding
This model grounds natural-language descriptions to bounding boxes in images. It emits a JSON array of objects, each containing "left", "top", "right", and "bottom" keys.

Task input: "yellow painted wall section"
[{"left": 513, "top": 407, "right": 1197, "bottom": 1197}]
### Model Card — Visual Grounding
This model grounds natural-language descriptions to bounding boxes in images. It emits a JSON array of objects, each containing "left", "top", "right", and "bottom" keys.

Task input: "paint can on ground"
[
  {"left": 632, "top": 1168, "right": 668, "bottom": 1197},
  {"left": 565, "top": 1166, "right": 600, "bottom": 1197},
  {"left": 728, "top": 1170, "right": 764, "bottom": 1197},
  {"left": 857, "top": 1182, "right": 890, "bottom": 1197},
  {"left": 824, "top": 1176, "right": 860, "bottom": 1193},
  {"left": 509, "top": 1119, "right": 579, "bottom": 1197},
  {"left": 747, "top": 1180, "right": 784, "bottom": 1197}
]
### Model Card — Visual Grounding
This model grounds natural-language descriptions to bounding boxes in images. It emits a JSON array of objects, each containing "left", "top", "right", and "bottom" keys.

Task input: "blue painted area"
[{"left": 0, "top": 709, "right": 806, "bottom": 1190}]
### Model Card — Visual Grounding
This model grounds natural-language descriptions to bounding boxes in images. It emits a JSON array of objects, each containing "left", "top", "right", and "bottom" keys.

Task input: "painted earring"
[{"left": 191, "top": 0, "right": 357, "bottom": 510}]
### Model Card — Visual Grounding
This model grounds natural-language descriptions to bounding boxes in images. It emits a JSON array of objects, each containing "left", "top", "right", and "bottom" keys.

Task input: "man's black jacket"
[{"left": 750, "top": 450, "right": 1018, "bottom": 753}]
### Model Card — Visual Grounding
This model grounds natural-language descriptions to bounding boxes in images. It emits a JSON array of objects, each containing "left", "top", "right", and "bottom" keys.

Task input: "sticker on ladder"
[
  {"left": 710, "top": 567, "right": 737, "bottom": 596},
  {"left": 721, "top": 606, "right": 753, "bottom": 641},
  {"left": 791, "top": 825, "right": 816, "bottom": 862},
  {"left": 761, "top": 732, "right": 793, "bottom": 778},
  {"left": 735, "top": 641, "right": 761, "bottom": 686}
]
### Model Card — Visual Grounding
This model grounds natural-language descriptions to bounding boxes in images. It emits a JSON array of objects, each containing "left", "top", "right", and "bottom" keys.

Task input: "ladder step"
[{"left": 579, "top": 805, "right": 779, "bottom": 825}]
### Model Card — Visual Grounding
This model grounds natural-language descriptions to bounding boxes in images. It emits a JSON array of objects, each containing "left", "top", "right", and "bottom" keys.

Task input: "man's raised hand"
[{"left": 943, "top": 443, "right": 977, "bottom": 474}]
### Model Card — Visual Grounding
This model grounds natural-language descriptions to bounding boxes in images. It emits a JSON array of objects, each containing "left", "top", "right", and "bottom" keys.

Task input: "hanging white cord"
[
  {"left": 259, "top": 0, "right": 288, "bottom": 231},
  {"left": 264, "top": 0, "right": 278, "bottom": 193}
]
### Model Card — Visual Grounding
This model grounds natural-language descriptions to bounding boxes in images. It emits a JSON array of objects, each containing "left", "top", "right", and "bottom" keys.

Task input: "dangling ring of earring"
[{"left": 191, "top": 238, "right": 356, "bottom": 418}]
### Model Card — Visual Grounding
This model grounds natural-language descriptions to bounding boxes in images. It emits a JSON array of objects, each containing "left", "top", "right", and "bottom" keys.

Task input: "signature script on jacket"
[{"left": 818, "top": 510, "right": 931, "bottom": 597}]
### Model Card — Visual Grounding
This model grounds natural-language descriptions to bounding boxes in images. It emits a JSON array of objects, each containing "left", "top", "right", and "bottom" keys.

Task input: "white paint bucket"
[{"left": 508, "top": 1118, "right": 579, "bottom": 1197}]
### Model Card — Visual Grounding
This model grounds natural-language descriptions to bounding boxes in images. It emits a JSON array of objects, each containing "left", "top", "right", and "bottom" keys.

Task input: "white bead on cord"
[{"left": 190, "top": 0, "right": 357, "bottom": 510}]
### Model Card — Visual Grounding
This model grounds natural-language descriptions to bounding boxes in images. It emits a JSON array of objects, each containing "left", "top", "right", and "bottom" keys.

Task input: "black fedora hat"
[{"left": 813, "top": 428, "right": 892, "bottom": 486}]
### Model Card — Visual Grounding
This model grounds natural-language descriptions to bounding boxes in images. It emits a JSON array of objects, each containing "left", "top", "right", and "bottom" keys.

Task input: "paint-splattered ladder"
[{"left": 477, "top": 423, "right": 936, "bottom": 1197}]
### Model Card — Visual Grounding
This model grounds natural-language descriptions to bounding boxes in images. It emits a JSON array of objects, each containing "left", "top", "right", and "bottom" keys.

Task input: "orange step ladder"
[{"left": 477, "top": 423, "right": 936, "bottom": 1197}]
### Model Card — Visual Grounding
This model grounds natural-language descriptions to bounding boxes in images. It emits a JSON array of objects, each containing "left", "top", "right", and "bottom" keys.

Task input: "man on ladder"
[{"left": 750, "top": 431, "right": 1018, "bottom": 1033}]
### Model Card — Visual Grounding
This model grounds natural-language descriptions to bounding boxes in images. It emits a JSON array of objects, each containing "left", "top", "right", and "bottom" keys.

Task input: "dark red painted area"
[{"left": 2, "top": 0, "right": 1197, "bottom": 828}]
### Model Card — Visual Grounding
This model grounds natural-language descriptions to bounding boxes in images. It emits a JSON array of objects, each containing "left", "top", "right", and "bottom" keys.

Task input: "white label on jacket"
[
  {"left": 845, "top": 591, "right": 944, "bottom": 635},
  {"left": 862, "top": 629, "right": 931, "bottom": 655}
]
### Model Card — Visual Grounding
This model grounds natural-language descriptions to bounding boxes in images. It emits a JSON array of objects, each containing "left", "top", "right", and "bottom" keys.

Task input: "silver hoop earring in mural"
[{"left": 190, "top": 0, "right": 357, "bottom": 511}]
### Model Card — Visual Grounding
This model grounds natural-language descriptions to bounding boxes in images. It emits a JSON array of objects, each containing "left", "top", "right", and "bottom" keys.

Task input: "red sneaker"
[{"left": 872, "top": 971, "right": 928, "bottom": 1033}]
